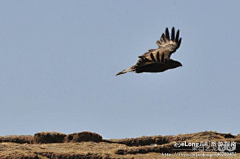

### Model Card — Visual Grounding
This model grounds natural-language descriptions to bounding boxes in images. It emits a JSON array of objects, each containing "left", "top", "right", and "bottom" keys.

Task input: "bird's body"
[
  {"left": 116, "top": 27, "right": 182, "bottom": 76},
  {"left": 135, "top": 59, "right": 182, "bottom": 73}
]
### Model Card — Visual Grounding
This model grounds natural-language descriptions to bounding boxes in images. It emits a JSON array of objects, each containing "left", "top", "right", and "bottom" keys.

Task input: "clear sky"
[{"left": 0, "top": 1, "right": 239, "bottom": 139}]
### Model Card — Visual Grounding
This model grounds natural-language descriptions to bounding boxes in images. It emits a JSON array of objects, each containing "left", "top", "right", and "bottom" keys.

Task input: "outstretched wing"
[
  {"left": 156, "top": 27, "right": 182, "bottom": 51},
  {"left": 115, "top": 27, "right": 182, "bottom": 76},
  {"left": 139, "top": 27, "right": 182, "bottom": 61}
]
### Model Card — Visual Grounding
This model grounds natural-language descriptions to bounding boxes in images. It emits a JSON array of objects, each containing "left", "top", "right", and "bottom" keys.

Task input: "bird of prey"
[{"left": 116, "top": 27, "right": 182, "bottom": 76}]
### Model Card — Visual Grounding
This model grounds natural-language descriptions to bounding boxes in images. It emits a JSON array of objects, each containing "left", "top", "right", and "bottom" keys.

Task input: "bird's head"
[
  {"left": 176, "top": 61, "right": 182, "bottom": 67},
  {"left": 166, "top": 59, "right": 182, "bottom": 69}
]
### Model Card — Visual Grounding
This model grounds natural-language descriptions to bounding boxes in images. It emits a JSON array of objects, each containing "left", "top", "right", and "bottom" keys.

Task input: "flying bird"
[{"left": 116, "top": 27, "right": 182, "bottom": 76}]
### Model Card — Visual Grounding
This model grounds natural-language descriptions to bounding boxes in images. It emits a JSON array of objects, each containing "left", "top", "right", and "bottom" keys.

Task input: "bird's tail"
[{"left": 116, "top": 67, "right": 135, "bottom": 76}]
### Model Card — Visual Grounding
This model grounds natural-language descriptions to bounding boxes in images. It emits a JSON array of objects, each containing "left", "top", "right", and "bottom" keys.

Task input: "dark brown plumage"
[{"left": 116, "top": 27, "right": 182, "bottom": 76}]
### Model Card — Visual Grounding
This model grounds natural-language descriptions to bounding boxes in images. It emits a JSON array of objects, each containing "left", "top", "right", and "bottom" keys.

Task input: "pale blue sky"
[{"left": 0, "top": 1, "right": 239, "bottom": 139}]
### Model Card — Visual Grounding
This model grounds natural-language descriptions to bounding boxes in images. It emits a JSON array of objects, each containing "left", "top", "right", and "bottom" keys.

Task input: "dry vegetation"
[
  {"left": 66, "top": 131, "right": 102, "bottom": 143},
  {"left": 33, "top": 132, "right": 66, "bottom": 144},
  {"left": 0, "top": 131, "right": 239, "bottom": 159}
]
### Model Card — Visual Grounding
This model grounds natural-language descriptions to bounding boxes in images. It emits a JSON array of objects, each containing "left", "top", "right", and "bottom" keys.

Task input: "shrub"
[
  {"left": 66, "top": 131, "right": 102, "bottom": 143},
  {"left": 33, "top": 132, "right": 66, "bottom": 144},
  {"left": 0, "top": 135, "right": 33, "bottom": 144}
]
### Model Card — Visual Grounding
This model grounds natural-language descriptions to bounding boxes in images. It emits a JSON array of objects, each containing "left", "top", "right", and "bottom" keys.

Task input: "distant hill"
[{"left": 0, "top": 131, "right": 239, "bottom": 159}]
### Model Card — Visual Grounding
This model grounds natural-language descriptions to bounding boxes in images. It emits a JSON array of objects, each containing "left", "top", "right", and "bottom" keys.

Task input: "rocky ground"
[{"left": 0, "top": 131, "right": 239, "bottom": 159}]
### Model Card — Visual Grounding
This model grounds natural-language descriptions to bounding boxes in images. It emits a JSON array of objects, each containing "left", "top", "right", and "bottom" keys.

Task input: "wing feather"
[
  {"left": 150, "top": 53, "right": 156, "bottom": 61},
  {"left": 165, "top": 28, "right": 170, "bottom": 39},
  {"left": 177, "top": 38, "right": 182, "bottom": 49},
  {"left": 171, "top": 27, "right": 175, "bottom": 41},
  {"left": 156, "top": 51, "right": 160, "bottom": 62},
  {"left": 176, "top": 30, "right": 179, "bottom": 42},
  {"left": 161, "top": 53, "right": 165, "bottom": 63},
  {"left": 140, "top": 27, "right": 182, "bottom": 63}
]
